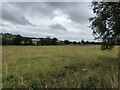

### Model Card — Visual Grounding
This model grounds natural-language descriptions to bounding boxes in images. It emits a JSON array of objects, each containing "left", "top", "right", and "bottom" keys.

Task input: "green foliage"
[
  {"left": 13, "top": 35, "right": 22, "bottom": 45},
  {"left": 89, "top": 2, "right": 120, "bottom": 50},
  {"left": 64, "top": 40, "right": 70, "bottom": 45},
  {"left": 2, "top": 45, "right": 118, "bottom": 88},
  {"left": 1, "top": 33, "right": 103, "bottom": 46},
  {"left": 39, "top": 37, "right": 58, "bottom": 45},
  {"left": 81, "top": 39, "right": 85, "bottom": 44},
  {"left": 1, "top": 33, "right": 33, "bottom": 45}
]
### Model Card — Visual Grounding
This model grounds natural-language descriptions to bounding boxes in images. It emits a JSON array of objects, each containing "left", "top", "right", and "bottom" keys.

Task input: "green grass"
[{"left": 2, "top": 45, "right": 119, "bottom": 88}]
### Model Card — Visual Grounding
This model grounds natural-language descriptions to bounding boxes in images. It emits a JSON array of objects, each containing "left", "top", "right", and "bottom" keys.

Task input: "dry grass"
[{"left": 2, "top": 45, "right": 119, "bottom": 88}]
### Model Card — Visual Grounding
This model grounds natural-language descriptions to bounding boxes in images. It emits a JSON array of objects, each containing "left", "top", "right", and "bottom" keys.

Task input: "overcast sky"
[{"left": 1, "top": 2, "right": 95, "bottom": 41}]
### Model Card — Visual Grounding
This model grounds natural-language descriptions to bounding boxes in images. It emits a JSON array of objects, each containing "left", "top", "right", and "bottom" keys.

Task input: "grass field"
[{"left": 2, "top": 45, "right": 119, "bottom": 88}]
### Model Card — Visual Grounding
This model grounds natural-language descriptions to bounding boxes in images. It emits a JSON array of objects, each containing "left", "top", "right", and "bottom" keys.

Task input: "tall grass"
[{"left": 2, "top": 45, "right": 118, "bottom": 88}]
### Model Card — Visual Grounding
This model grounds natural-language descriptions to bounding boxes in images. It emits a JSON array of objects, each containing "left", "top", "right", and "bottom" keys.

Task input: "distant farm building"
[{"left": 31, "top": 39, "right": 40, "bottom": 45}]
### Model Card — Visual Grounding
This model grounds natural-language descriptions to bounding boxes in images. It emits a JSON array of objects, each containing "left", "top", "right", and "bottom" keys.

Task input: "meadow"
[{"left": 2, "top": 45, "right": 119, "bottom": 88}]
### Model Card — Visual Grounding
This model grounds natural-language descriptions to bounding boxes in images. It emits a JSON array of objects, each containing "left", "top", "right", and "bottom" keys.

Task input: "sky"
[{"left": 0, "top": 2, "right": 96, "bottom": 42}]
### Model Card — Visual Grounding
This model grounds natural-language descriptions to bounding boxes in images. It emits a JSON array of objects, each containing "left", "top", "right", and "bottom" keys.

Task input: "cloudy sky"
[{"left": 1, "top": 2, "right": 95, "bottom": 41}]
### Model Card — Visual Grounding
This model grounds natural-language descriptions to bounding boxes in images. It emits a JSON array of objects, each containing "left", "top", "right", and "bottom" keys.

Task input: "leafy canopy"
[{"left": 89, "top": 2, "right": 120, "bottom": 50}]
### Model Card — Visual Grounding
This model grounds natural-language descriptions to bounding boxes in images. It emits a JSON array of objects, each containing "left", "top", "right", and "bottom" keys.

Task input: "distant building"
[
  {"left": 58, "top": 41, "right": 64, "bottom": 45},
  {"left": 80, "top": 43, "right": 84, "bottom": 46},
  {"left": 31, "top": 39, "right": 40, "bottom": 45}
]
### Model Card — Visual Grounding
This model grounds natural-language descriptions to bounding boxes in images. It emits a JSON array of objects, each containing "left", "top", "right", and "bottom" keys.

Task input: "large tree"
[{"left": 89, "top": 2, "right": 120, "bottom": 50}]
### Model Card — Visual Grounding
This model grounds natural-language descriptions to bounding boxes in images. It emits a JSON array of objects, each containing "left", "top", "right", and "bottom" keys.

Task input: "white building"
[{"left": 31, "top": 39, "right": 40, "bottom": 45}]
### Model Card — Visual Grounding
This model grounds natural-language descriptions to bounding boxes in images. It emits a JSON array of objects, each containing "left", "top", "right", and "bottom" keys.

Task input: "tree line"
[{"left": 0, "top": 33, "right": 101, "bottom": 46}]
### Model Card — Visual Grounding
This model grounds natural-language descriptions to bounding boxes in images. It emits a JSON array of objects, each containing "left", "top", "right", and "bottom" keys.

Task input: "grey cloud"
[
  {"left": 9, "top": 2, "right": 55, "bottom": 17},
  {"left": 1, "top": 2, "right": 95, "bottom": 41},
  {"left": 46, "top": 2, "right": 92, "bottom": 24},
  {"left": 2, "top": 2, "right": 32, "bottom": 25},
  {"left": 8, "top": 2, "right": 92, "bottom": 24},
  {"left": 49, "top": 23, "right": 67, "bottom": 31}
]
